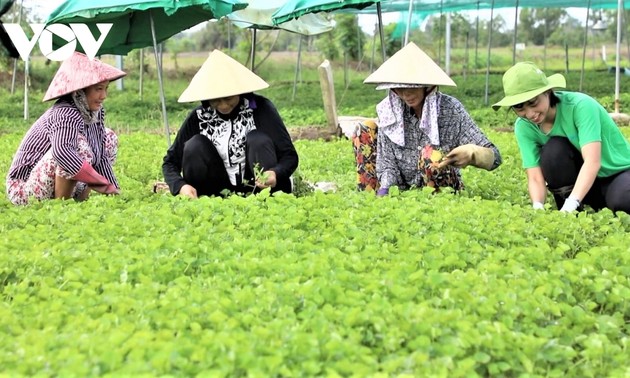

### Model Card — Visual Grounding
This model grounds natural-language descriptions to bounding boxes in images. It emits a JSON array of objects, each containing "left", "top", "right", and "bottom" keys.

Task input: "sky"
[{"left": 22, "top": 0, "right": 589, "bottom": 35}]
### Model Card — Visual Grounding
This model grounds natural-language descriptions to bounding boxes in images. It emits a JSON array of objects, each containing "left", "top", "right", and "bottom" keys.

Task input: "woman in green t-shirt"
[{"left": 493, "top": 62, "right": 630, "bottom": 214}]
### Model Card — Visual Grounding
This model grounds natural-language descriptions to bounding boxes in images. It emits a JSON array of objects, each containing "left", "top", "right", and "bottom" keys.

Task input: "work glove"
[
  {"left": 72, "top": 161, "right": 119, "bottom": 195},
  {"left": 72, "top": 161, "right": 110, "bottom": 186},
  {"left": 90, "top": 183, "right": 120, "bottom": 195},
  {"left": 438, "top": 144, "right": 495, "bottom": 170},
  {"left": 560, "top": 196, "right": 581, "bottom": 212},
  {"left": 532, "top": 201, "right": 545, "bottom": 210}
]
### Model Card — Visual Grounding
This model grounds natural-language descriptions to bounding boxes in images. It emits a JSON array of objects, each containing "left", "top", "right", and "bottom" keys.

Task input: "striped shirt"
[{"left": 7, "top": 99, "right": 118, "bottom": 187}]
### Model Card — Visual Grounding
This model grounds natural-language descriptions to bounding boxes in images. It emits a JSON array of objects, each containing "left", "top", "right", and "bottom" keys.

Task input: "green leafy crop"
[{"left": 1, "top": 128, "right": 630, "bottom": 377}]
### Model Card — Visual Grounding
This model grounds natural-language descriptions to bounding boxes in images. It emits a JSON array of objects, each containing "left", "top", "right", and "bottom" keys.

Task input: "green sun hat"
[{"left": 492, "top": 61, "right": 566, "bottom": 111}]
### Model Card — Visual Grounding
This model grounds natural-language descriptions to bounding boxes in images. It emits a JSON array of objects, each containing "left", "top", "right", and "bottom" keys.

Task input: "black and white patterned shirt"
[
  {"left": 197, "top": 99, "right": 257, "bottom": 185},
  {"left": 162, "top": 94, "right": 299, "bottom": 196}
]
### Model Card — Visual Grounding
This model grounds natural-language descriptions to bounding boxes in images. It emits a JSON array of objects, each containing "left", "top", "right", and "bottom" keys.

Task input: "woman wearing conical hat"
[
  {"left": 359, "top": 42, "right": 501, "bottom": 195},
  {"left": 162, "top": 50, "right": 298, "bottom": 198},
  {"left": 6, "top": 52, "right": 125, "bottom": 205},
  {"left": 493, "top": 62, "right": 630, "bottom": 214}
]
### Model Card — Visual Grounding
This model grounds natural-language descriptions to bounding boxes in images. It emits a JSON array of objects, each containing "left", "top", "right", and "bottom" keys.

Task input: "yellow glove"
[{"left": 437, "top": 144, "right": 495, "bottom": 170}]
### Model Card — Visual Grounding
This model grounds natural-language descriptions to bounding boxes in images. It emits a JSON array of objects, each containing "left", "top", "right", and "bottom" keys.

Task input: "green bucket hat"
[{"left": 492, "top": 62, "right": 566, "bottom": 111}]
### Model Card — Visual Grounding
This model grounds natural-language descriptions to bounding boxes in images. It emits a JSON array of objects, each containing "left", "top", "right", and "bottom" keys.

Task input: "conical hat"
[
  {"left": 364, "top": 42, "right": 456, "bottom": 87},
  {"left": 43, "top": 52, "right": 126, "bottom": 102},
  {"left": 178, "top": 50, "right": 269, "bottom": 102}
]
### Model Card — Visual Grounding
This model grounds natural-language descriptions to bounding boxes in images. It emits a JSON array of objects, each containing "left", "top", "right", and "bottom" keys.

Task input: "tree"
[
  {"left": 547, "top": 15, "right": 585, "bottom": 48},
  {"left": 425, "top": 13, "right": 474, "bottom": 50},
  {"left": 449, "top": 13, "right": 474, "bottom": 49},
  {"left": 601, "top": 9, "right": 629, "bottom": 44},
  {"left": 519, "top": 8, "right": 567, "bottom": 46},
  {"left": 165, "top": 34, "right": 196, "bottom": 73},
  {"left": 334, "top": 14, "right": 363, "bottom": 61},
  {"left": 474, "top": 15, "right": 512, "bottom": 48},
  {"left": 315, "top": 28, "right": 338, "bottom": 61},
  {"left": 195, "top": 19, "right": 242, "bottom": 52}
]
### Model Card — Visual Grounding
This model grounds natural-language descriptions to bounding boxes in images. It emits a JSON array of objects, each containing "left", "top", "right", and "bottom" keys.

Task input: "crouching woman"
[
  {"left": 6, "top": 52, "right": 125, "bottom": 205},
  {"left": 162, "top": 50, "right": 298, "bottom": 198}
]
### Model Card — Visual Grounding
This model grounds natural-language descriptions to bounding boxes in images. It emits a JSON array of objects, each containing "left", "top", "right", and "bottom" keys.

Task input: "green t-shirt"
[{"left": 514, "top": 91, "right": 630, "bottom": 177}]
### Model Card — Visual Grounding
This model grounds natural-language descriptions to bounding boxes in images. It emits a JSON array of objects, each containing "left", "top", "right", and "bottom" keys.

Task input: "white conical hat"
[
  {"left": 178, "top": 49, "right": 269, "bottom": 102},
  {"left": 364, "top": 42, "right": 456, "bottom": 88}
]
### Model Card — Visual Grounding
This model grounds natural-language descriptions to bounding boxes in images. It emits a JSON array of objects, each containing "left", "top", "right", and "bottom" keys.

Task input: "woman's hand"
[
  {"left": 560, "top": 196, "right": 581, "bottom": 212},
  {"left": 179, "top": 184, "right": 198, "bottom": 199},
  {"left": 437, "top": 144, "right": 495, "bottom": 170},
  {"left": 256, "top": 170, "right": 277, "bottom": 189},
  {"left": 90, "top": 183, "right": 120, "bottom": 195}
]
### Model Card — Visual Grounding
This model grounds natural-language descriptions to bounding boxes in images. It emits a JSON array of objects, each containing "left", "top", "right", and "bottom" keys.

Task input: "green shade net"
[
  {"left": 345, "top": 0, "right": 630, "bottom": 39},
  {"left": 228, "top": 0, "right": 333, "bottom": 35},
  {"left": 272, "top": 0, "right": 379, "bottom": 25},
  {"left": 360, "top": 0, "right": 630, "bottom": 14},
  {"left": 392, "top": 11, "right": 426, "bottom": 38},
  {"left": 46, "top": 0, "right": 248, "bottom": 55}
]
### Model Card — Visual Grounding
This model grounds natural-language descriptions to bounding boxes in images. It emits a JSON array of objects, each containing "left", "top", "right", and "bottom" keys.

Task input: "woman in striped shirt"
[{"left": 6, "top": 52, "right": 126, "bottom": 205}]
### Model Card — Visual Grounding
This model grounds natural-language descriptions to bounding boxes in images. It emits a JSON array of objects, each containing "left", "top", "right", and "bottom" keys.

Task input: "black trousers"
[
  {"left": 181, "top": 130, "right": 292, "bottom": 197},
  {"left": 540, "top": 137, "right": 630, "bottom": 213}
]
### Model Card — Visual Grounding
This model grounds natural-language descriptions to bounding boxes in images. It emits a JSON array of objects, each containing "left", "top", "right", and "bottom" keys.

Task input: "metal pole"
[
  {"left": 404, "top": 0, "right": 413, "bottom": 45},
  {"left": 464, "top": 31, "right": 469, "bottom": 79},
  {"left": 292, "top": 35, "right": 303, "bottom": 101},
  {"left": 543, "top": 8, "right": 548, "bottom": 70},
  {"left": 116, "top": 55, "right": 124, "bottom": 90},
  {"left": 150, "top": 11, "right": 171, "bottom": 146},
  {"left": 370, "top": 23, "right": 376, "bottom": 71},
  {"left": 512, "top": 0, "right": 519, "bottom": 65},
  {"left": 139, "top": 48, "right": 144, "bottom": 100},
  {"left": 474, "top": 0, "right": 480, "bottom": 71},
  {"left": 344, "top": 51, "right": 348, "bottom": 88},
  {"left": 445, "top": 12, "right": 451, "bottom": 75},
  {"left": 23, "top": 57, "right": 28, "bottom": 120},
  {"left": 357, "top": 17, "right": 362, "bottom": 64},
  {"left": 580, "top": 0, "right": 592, "bottom": 92},
  {"left": 250, "top": 29, "right": 257, "bottom": 72},
  {"left": 377, "top": 2, "right": 386, "bottom": 61},
  {"left": 614, "top": 0, "right": 622, "bottom": 113},
  {"left": 228, "top": 20, "right": 232, "bottom": 50},
  {"left": 484, "top": 0, "right": 494, "bottom": 106},
  {"left": 10, "top": 0, "right": 24, "bottom": 95},
  {"left": 438, "top": 0, "right": 443, "bottom": 65}
]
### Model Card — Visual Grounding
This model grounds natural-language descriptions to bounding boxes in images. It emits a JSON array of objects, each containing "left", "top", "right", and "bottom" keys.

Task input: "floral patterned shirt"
[{"left": 376, "top": 93, "right": 501, "bottom": 189}]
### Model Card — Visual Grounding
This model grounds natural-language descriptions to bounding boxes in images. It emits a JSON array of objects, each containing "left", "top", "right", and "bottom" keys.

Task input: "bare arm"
[
  {"left": 526, "top": 167, "right": 548, "bottom": 205},
  {"left": 570, "top": 141, "right": 601, "bottom": 201}
]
